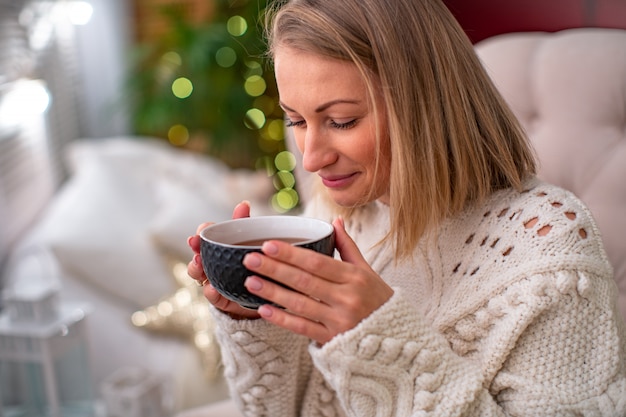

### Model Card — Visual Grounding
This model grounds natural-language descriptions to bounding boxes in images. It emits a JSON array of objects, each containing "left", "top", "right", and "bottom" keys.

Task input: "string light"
[
  {"left": 66, "top": 1, "right": 93, "bottom": 26},
  {"left": 244, "top": 108, "right": 266, "bottom": 130},
  {"left": 172, "top": 77, "right": 193, "bottom": 99},
  {"left": 244, "top": 75, "right": 266, "bottom": 97},
  {"left": 244, "top": 60, "right": 263, "bottom": 77},
  {"left": 215, "top": 47, "right": 237, "bottom": 68},
  {"left": 226, "top": 16, "right": 248, "bottom": 36},
  {"left": 168, "top": 124, "right": 189, "bottom": 146},
  {"left": 275, "top": 150, "right": 296, "bottom": 171},
  {"left": 0, "top": 79, "right": 50, "bottom": 132}
]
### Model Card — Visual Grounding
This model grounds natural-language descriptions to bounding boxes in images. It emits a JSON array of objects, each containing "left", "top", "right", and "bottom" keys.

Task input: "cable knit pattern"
[{"left": 210, "top": 178, "right": 626, "bottom": 416}]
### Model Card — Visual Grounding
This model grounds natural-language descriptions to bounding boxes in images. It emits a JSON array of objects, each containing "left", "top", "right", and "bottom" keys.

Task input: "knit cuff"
[{"left": 309, "top": 288, "right": 483, "bottom": 414}]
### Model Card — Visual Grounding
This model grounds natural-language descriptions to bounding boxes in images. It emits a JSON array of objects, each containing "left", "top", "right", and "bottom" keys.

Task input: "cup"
[{"left": 199, "top": 216, "right": 335, "bottom": 309}]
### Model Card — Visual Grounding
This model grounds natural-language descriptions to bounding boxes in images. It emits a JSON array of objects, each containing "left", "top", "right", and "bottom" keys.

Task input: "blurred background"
[
  {"left": 0, "top": 0, "right": 299, "bottom": 273},
  {"left": 0, "top": 1, "right": 295, "bottom": 414},
  {"left": 0, "top": 0, "right": 625, "bottom": 416}
]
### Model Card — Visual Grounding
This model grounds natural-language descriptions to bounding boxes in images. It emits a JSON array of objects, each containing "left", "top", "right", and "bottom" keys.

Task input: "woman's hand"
[
  {"left": 241, "top": 217, "right": 394, "bottom": 345},
  {"left": 187, "top": 201, "right": 261, "bottom": 320}
]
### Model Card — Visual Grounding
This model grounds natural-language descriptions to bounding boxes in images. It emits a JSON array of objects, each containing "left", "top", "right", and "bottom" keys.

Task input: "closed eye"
[
  {"left": 285, "top": 118, "right": 358, "bottom": 129},
  {"left": 330, "top": 119, "right": 358, "bottom": 129},
  {"left": 285, "top": 119, "right": 306, "bottom": 128}
]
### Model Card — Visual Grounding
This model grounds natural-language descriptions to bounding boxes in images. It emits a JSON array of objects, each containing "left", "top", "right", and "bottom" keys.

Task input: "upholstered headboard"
[{"left": 443, "top": 0, "right": 626, "bottom": 43}]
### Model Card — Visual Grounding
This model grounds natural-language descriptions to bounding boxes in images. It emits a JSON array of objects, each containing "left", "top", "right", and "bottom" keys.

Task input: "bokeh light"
[
  {"left": 274, "top": 171, "right": 296, "bottom": 190},
  {"left": 172, "top": 77, "right": 193, "bottom": 98},
  {"left": 227, "top": 16, "right": 248, "bottom": 36},
  {"left": 244, "top": 108, "right": 266, "bottom": 130},
  {"left": 0, "top": 79, "right": 50, "bottom": 130},
  {"left": 157, "top": 52, "right": 181, "bottom": 82},
  {"left": 255, "top": 155, "right": 274, "bottom": 175},
  {"left": 262, "top": 119, "right": 285, "bottom": 146},
  {"left": 168, "top": 124, "right": 189, "bottom": 146},
  {"left": 131, "top": 311, "right": 148, "bottom": 327},
  {"left": 67, "top": 1, "right": 93, "bottom": 25},
  {"left": 244, "top": 60, "right": 263, "bottom": 77},
  {"left": 272, "top": 189, "right": 299, "bottom": 212},
  {"left": 161, "top": 51, "right": 182, "bottom": 66},
  {"left": 157, "top": 300, "right": 173, "bottom": 316},
  {"left": 195, "top": 332, "right": 211, "bottom": 348},
  {"left": 215, "top": 46, "right": 237, "bottom": 68},
  {"left": 275, "top": 151, "right": 297, "bottom": 171},
  {"left": 244, "top": 75, "right": 266, "bottom": 97}
]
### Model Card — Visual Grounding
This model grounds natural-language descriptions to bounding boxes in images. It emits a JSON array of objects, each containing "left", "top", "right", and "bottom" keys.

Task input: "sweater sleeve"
[
  {"left": 210, "top": 306, "right": 312, "bottom": 416},
  {"left": 309, "top": 289, "right": 503, "bottom": 416},
  {"left": 308, "top": 278, "right": 626, "bottom": 417}
]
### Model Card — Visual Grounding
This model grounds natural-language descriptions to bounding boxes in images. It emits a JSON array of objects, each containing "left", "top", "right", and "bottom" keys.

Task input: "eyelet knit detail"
[{"left": 212, "top": 180, "right": 625, "bottom": 416}]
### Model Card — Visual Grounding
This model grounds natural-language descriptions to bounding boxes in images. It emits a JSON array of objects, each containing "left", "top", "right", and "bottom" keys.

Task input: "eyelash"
[
  {"left": 285, "top": 119, "right": 358, "bottom": 130},
  {"left": 331, "top": 119, "right": 358, "bottom": 129},
  {"left": 285, "top": 119, "right": 305, "bottom": 128}
]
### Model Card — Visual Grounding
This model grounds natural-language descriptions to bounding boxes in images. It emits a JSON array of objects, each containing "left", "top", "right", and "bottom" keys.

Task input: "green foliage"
[{"left": 125, "top": 0, "right": 285, "bottom": 169}]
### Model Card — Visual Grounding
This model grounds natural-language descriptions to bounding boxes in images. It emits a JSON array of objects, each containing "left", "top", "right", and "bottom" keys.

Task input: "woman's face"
[{"left": 274, "top": 46, "right": 391, "bottom": 207}]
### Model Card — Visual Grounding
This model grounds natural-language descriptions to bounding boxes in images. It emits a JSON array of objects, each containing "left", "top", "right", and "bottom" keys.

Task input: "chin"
[{"left": 326, "top": 189, "right": 376, "bottom": 209}]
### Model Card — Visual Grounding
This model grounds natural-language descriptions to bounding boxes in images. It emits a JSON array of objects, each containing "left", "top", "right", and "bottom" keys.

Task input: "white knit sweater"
[{"left": 211, "top": 179, "right": 626, "bottom": 416}]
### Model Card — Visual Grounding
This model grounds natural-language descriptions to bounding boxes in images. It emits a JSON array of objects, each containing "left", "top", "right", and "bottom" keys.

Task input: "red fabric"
[{"left": 443, "top": 0, "right": 626, "bottom": 43}]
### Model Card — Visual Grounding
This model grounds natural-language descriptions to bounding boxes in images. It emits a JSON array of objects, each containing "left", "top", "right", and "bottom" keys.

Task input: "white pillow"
[
  {"left": 148, "top": 178, "right": 234, "bottom": 260},
  {"left": 23, "top": 141, "right": 176, "bottom": 308},
  {"left": 147, "top": 172, "right": 277, "bottom": 257},
  {"left": 19, "top": 136, "right": 275, "bottom": 307}
]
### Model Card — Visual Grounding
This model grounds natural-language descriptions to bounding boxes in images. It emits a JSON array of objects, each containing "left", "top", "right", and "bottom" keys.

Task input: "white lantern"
[
  {"left": 0, "top": 302, "right": 95, "bottom": 417},
  {"left": 101, "top": 367, "right": 170, "bottom": 417}
]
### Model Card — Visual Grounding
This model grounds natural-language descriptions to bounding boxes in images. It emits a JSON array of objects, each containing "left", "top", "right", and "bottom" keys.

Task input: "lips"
[{"left": 320, "top": 172, "right": 358, "bottom": 188}]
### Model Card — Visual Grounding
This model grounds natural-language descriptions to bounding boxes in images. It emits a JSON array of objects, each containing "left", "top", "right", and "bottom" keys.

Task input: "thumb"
[
  {"left": 232, "top": 200, "right": 251, "bottom": 219},
  {"left": 332, "top": 217, "right": 368, "bottom": 266}
]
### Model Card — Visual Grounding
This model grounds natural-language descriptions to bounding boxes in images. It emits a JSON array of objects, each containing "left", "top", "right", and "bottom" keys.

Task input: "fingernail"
[
  {"left": 245, "top": 276, "right": 263, "bottom": 291},
  {"left": 193, "top": 254, "right": 200, "bottom": 266},
  {"left": 243, "top": 253, "right": 261, "bottom": 268},
  {"left": 187, "top": 236, "right": 194, "bottom": 247},
  {"left": 258, "top": 305, "right": 273, "bottom": 318},
  {"left": 262, "top": 241, "right": 278, "bottom": 255}
]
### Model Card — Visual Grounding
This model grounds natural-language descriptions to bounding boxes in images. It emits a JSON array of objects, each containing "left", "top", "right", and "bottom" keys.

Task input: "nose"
[{"left": 298, "top": 126, "right": 336, "bottom": 173}]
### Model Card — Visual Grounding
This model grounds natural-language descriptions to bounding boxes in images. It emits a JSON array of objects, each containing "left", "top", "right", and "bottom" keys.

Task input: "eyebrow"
[{"left": 280, "top": 99, "right": 362, "bottom": 114}]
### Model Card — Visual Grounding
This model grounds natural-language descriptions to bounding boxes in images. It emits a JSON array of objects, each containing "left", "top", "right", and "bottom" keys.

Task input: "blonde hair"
[{"left": 266, "top": 0, "right": 537, "bottom": 259}]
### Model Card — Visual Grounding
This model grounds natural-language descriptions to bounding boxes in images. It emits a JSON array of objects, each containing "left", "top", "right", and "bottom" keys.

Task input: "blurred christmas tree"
[
  {"left": 125, "top": 0, "right": 300, "bottom": 212},
  {"left": 126, "top": 0, "right": 287, "bottom": 171}
]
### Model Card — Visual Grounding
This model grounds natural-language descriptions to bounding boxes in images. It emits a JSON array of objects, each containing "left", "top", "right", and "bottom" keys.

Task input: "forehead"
[{"left": 274, "top": 46, "right": 377, "bottom": 112}]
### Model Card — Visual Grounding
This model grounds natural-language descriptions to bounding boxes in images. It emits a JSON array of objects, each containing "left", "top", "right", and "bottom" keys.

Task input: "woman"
[{"left": 187, "top": 0, "right": 626, "bottom": 415}]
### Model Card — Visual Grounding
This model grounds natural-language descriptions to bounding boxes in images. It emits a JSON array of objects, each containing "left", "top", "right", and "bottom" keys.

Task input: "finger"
[
  {"left": 254, "top": 239, "right": 351, "bottom": 285},
  {"left": 332, "top": 217, "right": 369, "bottom": 266},
  {"left": 232, "top": 200, "right": 251, "bottom": 219},
  {"left": 203, "top": 283, "right": 237, "bottom": 310},
  {"left": 187, "top": 234, "right": 201, "bottom": 253},
  {"left": 243, "top": 250, "right": 338, "bottom": 304},
  {"left": 257, "top": 304, "right": 331, "bottom": 345},
  {"left": 245, "top": 274, "right": 329, "bottom": 316},
  {"left": 187, "top": 254, "right": 206, "bottom": 281},
  {"left": 203, "top": 284, "right": 261, "bottom": 320}
]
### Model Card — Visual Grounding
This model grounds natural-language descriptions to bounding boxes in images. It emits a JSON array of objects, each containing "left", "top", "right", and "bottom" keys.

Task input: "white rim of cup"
[{"left": 199, "top": 216, "right": 334, "bottom": 249}]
